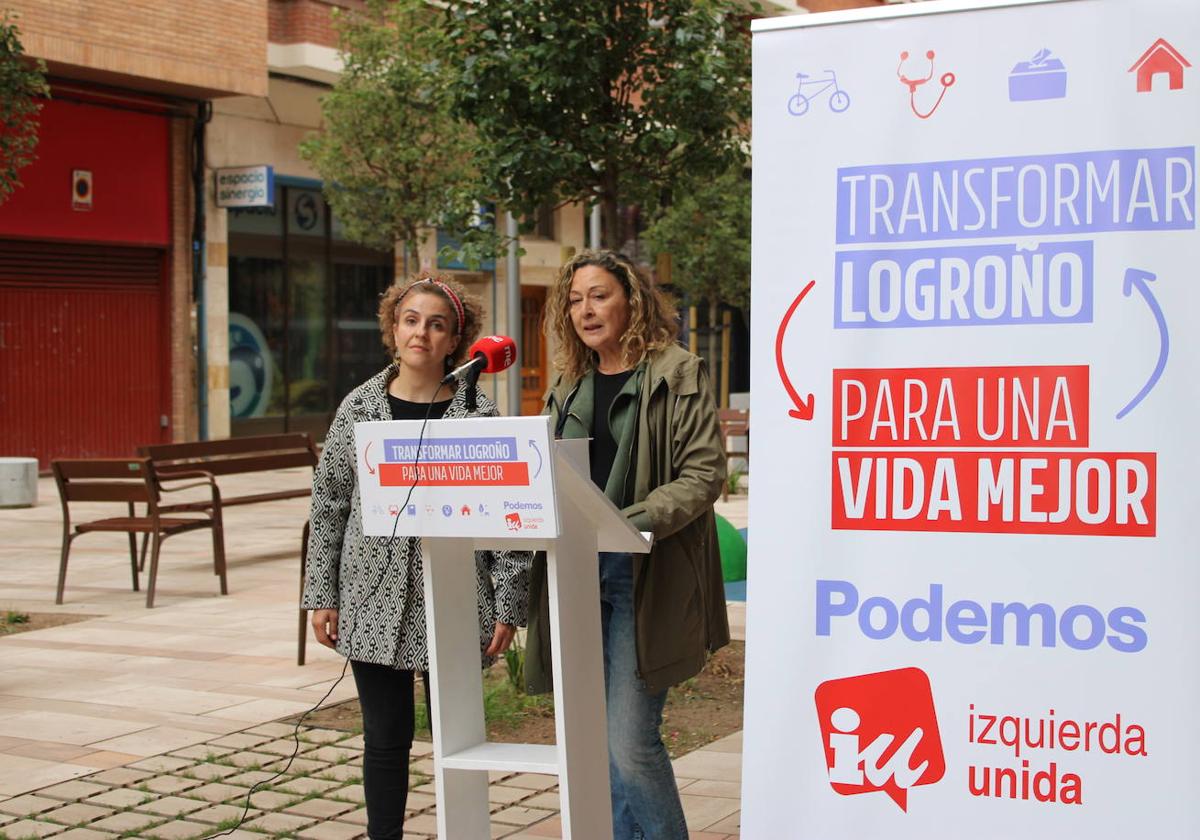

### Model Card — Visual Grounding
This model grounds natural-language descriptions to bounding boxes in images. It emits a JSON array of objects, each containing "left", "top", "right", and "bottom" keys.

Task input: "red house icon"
[{"left": 1129, "top": 38, "right": 1190, "bottom": 92}]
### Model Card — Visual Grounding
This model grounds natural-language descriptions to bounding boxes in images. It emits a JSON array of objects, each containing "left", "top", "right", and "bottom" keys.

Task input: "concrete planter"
[{"left": 0, "top": 458, "right": 38, "bottom": 508}]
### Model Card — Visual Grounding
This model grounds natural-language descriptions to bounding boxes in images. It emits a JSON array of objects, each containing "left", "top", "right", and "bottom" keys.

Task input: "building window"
[{"left": 228, "top": 180, "right": 393, "bottom": 441}]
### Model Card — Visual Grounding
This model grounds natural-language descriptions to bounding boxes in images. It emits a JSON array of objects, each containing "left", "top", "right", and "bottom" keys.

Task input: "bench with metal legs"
[
  {"left": 53, "top": 458, "right": 225, "bottom": 607},
  {"left": 718, "top": 407, "right": 749, "bottom": 500}
]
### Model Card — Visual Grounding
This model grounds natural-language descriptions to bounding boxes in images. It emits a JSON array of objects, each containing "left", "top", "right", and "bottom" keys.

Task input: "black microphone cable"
[{"left": 205, "top": 383, "right": 443, "bottom": 839}]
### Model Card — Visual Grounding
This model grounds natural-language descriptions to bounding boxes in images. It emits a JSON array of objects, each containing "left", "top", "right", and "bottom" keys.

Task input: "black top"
[
  {"left": 590, "top": 369, "right": 634, "bottom": 491},
  {"left": 388, "top": 394, "right": 453, "bottom": 421}
]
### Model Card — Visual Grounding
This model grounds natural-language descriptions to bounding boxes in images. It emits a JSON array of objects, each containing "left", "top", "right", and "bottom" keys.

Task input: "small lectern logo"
[
  {"left": 814, "top": 667, "right": 946, "bottom": 811},
  {"left": 505, "top": 512, "right": 522, "bottom": 531}
]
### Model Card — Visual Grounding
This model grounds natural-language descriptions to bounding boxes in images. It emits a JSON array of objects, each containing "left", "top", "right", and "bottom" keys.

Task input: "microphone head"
[{"left": 469, "top": 335, "right": 517, "bottom": 373}]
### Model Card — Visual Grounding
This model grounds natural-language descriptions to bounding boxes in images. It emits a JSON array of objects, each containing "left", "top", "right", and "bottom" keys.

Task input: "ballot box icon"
[{"left": 1009, "top": 48, "right": 1067, "bottom": 101}]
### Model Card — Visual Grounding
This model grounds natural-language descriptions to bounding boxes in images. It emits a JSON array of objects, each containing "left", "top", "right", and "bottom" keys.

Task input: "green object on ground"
[{"left": 716, "top": 513, "right": 747, "bottom": 582}]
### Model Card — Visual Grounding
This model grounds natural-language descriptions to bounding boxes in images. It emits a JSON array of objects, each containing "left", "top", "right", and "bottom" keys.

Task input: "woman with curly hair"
[
  {"left": 302, "top": 273, "right": 529, "bottom": 839},
  {"left": 525, "top": 250, "right": 730, "bottom": 839}
]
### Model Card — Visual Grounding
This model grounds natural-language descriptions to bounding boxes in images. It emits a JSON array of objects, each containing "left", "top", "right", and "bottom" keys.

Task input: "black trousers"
[{"left": 350, "top": 660, "right": 431, "bottom": 840}]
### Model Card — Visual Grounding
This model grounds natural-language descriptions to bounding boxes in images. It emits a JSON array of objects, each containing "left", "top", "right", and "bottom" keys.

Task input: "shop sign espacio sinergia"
[{"left": 215, "top": 165, "right": 275, "bottom": 208}]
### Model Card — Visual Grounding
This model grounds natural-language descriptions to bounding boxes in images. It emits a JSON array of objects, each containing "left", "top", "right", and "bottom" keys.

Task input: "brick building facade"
[
  {"left": 6, "top": 0, "right": 267, "bottom": 98},
  {"left": 269, "top": 0, "right": 343, "bottom": 45}
]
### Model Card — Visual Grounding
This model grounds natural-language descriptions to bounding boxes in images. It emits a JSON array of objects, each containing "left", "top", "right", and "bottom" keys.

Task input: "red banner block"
[
  {"left": 378, "top": 461, "right": 531, "bottom": 487},
  {"left": 833, "top": 365, "right": 1090, "bottom": 448},
  {"left": 831, "top": 450, "right": 1155, "bottom": 537}
]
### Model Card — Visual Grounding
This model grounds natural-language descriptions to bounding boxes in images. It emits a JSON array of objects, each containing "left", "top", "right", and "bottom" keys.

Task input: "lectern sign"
[{"left": 355, "top": 415, "right": 558, "bottom": 538}]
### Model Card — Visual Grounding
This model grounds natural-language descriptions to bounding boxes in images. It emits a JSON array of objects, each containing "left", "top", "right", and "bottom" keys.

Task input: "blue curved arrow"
[
  {"left": 1116, "top": 268, "right": 1169, "bottom": 420},
  {"left": 529, "top": 439, "right": 543, "bottom": 479}
]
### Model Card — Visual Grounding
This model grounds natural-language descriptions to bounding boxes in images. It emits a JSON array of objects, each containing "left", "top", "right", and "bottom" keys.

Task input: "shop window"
[
  {"left": 334, "top": 260, "right": 393, "bottom": 399},
  {"left": 229, "top": 253, "right": 286, "bottom": 424},
  {"left": 228, "top": 181, "right": 392, "bottom": 440}
]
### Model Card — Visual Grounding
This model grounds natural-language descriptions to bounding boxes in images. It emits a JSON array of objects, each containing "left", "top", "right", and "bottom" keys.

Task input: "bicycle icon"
[{"left": 787, "top": 70, "right": 851, "bottom": 116}]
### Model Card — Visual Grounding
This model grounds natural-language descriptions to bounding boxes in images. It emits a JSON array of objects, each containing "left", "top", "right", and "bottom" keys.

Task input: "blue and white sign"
[
  {"left": 747, "top": 0, "right": 1199, "bottom": 837},
  {"left": 355, "top": 415, "right": 559, "bottom": 539},
  {"left": 228, "top": 312, "right": 274, "bottom": 418},
  {"left": 215, "top": 165, "right": 275, "bottom": 208}
]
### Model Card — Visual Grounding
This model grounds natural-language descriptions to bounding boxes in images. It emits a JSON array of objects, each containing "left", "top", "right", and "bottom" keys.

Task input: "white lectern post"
[{"left": 354, "top": 418, "right": 651, "bottom": 840}]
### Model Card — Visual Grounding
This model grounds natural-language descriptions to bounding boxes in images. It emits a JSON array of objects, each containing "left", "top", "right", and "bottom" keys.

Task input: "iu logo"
[
  {"left": 814, "top": 667, "right": 945, "bottom": 811},
  {"left": 505, "top": 512, "right": 522, "bottom": 531}
]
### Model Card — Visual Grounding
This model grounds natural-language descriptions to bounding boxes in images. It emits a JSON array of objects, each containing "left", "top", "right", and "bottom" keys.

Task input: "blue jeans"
[{"left": 600, "top": 552, "right": 688, "bottom": 840}]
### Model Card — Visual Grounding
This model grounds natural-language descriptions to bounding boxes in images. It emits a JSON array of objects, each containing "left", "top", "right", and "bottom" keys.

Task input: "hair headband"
[{"left": 400, "top": 277, "right": 465, "bottom": 334}]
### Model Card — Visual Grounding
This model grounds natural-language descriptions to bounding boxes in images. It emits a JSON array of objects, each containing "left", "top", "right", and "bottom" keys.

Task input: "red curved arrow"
[
  {"left": 775, "top": 281, "right": 816, "bottom": 420},
  {"left": 364, "top": 440, "right": 377, "bottom": 475}
]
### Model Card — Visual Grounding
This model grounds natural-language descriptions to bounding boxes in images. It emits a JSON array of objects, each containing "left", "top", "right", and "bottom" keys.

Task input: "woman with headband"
[{"left": 302, "top": 274, "right": 530, "bottom": 838}]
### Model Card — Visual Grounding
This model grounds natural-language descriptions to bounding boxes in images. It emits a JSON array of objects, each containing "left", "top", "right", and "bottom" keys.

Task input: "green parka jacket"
[{"left": 524, "top": 343, "right": 730, "bottom": 695}]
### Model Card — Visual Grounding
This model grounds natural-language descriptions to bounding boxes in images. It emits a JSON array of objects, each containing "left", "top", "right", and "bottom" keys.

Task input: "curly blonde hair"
[
  {"left": 545, "top": 250, "right": 679, "bottom": 382},
  {"left": 378, "top": 273, "right": 483, "bottom": 369}
]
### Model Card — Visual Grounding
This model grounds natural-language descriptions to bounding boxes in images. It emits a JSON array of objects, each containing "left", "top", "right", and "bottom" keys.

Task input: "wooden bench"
[
  {"left": 138, "top": 433, "right": 319, "bottom": 578},
  {"left": 52, "top": 458, "right": 225, "bottom": 608},
  {"left": 718, "top": 408, "right": 749, "bottom": 500}
]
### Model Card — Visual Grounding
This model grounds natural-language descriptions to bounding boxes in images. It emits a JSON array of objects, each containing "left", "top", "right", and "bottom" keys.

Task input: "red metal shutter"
[{"left": 0, "top": 241, "right": 168, "bottom": 469}]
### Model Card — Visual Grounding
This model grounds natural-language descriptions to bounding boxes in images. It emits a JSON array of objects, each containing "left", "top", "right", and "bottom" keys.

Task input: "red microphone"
[{"left": 441, "top": 335, "right": 517, "bottom": 383}]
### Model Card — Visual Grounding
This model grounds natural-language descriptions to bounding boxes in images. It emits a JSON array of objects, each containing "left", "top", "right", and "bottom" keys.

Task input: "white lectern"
[{"left": 353, "top": 417, "right": 651, "bottom": 840}]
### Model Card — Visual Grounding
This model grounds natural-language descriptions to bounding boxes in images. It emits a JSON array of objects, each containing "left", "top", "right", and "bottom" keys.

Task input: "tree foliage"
[
  {"left": 449, "top": 0, "right": 753, "bottom": 249},
  {"left": 300, "top": 0, "right": 495, "bottom": 267},
  {"left": 0, "top": 12, "right": 49, "bottom": 206},
  {"left": 643, "top": 166, "right": 749, "bottom": 309}
]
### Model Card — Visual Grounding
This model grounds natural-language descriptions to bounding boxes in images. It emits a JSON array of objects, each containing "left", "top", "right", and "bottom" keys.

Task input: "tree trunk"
[
  {"left": 403, "top": 231, "right": 421, "bottom": 278},
  {"left": 600, "top": 168, "right": 621, "bottom": 250},
  {"left": 601, "top": 197, "right": 620, "bottom": 251}
]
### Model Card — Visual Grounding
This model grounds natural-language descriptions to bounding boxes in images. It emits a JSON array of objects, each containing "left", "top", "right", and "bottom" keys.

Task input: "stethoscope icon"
[{"left": 897, "top": 49, "right": 956, "bottom": 119}]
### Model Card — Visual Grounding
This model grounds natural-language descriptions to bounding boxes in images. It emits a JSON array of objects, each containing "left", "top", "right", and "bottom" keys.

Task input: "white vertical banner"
[{"left": 745, "top": 0, "right": 1199, "bottom": 837}]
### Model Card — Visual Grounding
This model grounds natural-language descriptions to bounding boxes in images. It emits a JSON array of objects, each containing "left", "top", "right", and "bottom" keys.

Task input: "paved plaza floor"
[{"left": 0, "top": 471, "right": 747, "bottom": 839}]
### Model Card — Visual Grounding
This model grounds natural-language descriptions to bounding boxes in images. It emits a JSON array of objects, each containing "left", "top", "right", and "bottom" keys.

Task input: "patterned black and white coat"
[{"left": 301, "top": 366, "right": 530, "bottom": 671}]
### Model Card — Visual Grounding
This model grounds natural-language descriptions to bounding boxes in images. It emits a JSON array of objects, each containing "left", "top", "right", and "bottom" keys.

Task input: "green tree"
[
  {"left": 643, "top": 166, "right": 749, "bottom": 311},
  {"left": 449, "top": 0, "right": 753, "bottom": 249},
  {"left": 300, "top": 0, "right": 495, "bottom": 268},
  {"left": 0, "top": 11, "right": 49, "bottom": 205},
  {"left": 644, "top": 166, "right": 749, "bottom": 373}
]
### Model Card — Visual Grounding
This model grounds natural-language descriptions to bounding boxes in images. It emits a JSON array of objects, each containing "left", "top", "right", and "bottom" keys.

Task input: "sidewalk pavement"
[{"left": 0, "top": 471, "right": 747, "bottom": 839}]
